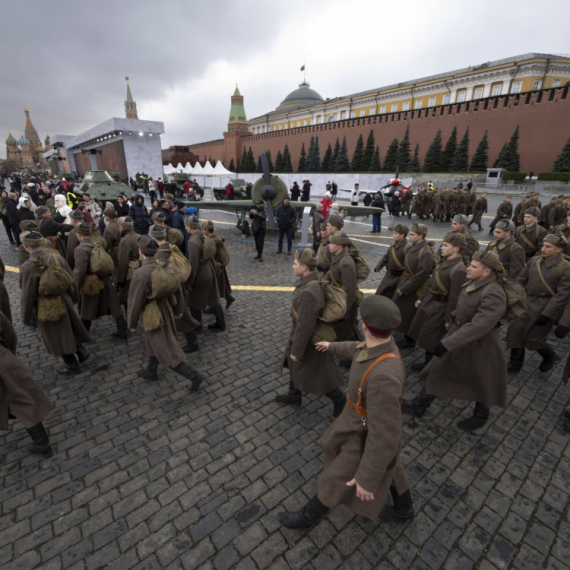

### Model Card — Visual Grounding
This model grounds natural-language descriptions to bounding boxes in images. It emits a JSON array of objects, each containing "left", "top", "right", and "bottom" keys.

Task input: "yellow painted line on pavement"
[
  {"left": 233, "top": 285, "right": 376, "bottom": 294},
  {"left": 5, "top": 265, "right": 19, "bottom": 274}
]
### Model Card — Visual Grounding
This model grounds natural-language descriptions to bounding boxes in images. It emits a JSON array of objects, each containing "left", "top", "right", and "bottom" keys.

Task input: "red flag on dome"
[{"left": 300, "top": 65, "right": 305, "bottom": 71}]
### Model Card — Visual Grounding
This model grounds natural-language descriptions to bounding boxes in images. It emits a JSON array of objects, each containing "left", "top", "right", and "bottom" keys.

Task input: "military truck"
[
  {"left": 75, "top": 170, "right": 135, "bottom": 209},
  {"left": 213, "top": 179, "right": 248, "bottom": 201}
]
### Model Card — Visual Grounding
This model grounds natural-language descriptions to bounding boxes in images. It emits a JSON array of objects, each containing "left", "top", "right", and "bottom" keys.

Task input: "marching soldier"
[
  {"left": 444, "top": 189, "right": 456, "bottom": 222},
  {"left": 102, "top": 208, "right": 121, "bottom": 268},
  {"left": 393, "top": 223, "right": 435, "bottom": 350},
  {"left": 447, "top": 214, "right": 479, "bottom": 263},
  {"left": 66, "top": 209, "right": 86, "bottom": 270},
  {"left": 401, "top": 188, "right": 413, "bottom": 219},
  {"left": 515, "top": 207, "right": 548, "bottom": 261},
  {"left": 151, "top": 211, "right": 185, "bottom": 249},
  {"left": 467, "top": 191, "right": 487, "bottom": 232},
  {"left": 127, "top": 236, "right": 203, "bottom": 389},
  {"left": 312, "top": 203, "right": 325, "bottom": 252},
  {"left": 506, "top": 234, "right": 570, "bottom": 372},
  {"left": 375, "top": 223, "right": 409, "bottom": 298},
  {"left": 406, "top": 251, "right": 508, "bottom": 430},
  {"left": 411, "top": 187, "right": 426, "bottom": 219},
  {"left": 455, "top": 188, "right": 468, "bottom": 215},
  {"left": 20, "top": 231, "right": 92, "bottom": 375},
  {"left": 73, "top": 222, "right": 127, "bottom": 339},
  {"left": 540, "top": 196, "right": 559, "bottom": 229},
  {"left": 116, "top": 216, "right": 140, "bottom": 306},
  {"left": 317, "top": 214, "right": 343, "bottom": 274},
  {"left": 467, "top": 188, "right": 478, "bottom": 218},
  {"left": 35, "top": 205, "right": 73, "bottom": 255},
  {"left": 17, "top": 220, "right": 57, "bottom": 265},
  {"left": 274, "top": 249, "right": 345, "bottom": 417},
  {"left": 552, "top": 210, "right": 570, "bottom": 256},
  {"left": 406, "top": 232, "right": 467, "bottom": 373},
  {"left": 549, "top": 196, "right": 569, "bottom": 230},
  {"left": 489, "top": 195, "right": 513, "bottom": 233},
  {"left": 485, "top": 219, "right": 525, "bottom": 281},
  {"left": 278, "top": 296, "right": 413, "bottom": 529},
  {"left": 184, "top": 215, "right": 225, "bottom": 331}
]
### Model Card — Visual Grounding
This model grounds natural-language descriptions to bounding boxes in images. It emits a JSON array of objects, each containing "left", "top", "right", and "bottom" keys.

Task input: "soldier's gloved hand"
[
  {"left": 555, "top": 325, "right": 570, "bottom": 338},
  {"left": 535, "top": 315, "right": 550, "bottom": 326},
  {"left": 433, "top": 343, "right": 448, "bottom": 358}
]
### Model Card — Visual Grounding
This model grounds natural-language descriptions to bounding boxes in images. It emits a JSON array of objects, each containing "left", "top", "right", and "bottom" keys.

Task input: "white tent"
[
  {"left": 202, "top": 161, "right": 215, "bottom": 174},
  {"left": 182, "top": 162, "right": 193, "bottom": 174},
  {"left": 191, "top": 162, "right": 203, "bottom": 175},
  {"left": 163, "top": 163, "right": 176, "bottom": 175},
  {"left": 175, "top": 163, "right": 184, "bottom": 172},
  {"left": 212, "top": 160, "right": 235, "bottom": 176}
]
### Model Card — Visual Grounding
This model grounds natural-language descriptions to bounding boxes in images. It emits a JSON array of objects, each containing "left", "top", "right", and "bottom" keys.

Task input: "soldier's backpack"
[
  {"left": 90, "top": 244, "right": 115, "bottom": 277},
  {"left": 149, "top": 258, "right": 180, "bottom": 300},
  {"left": 216, "top": 238, "right": 230, "bottom": 268},
  {"left": 168, "top": 244, "right": 191, "bottom": 284},
  {"left": 89, "top": 223, "right": 107, "bottom": 248},
  {"left": 347, "top": 245, "right": 371, "bottom": 283},
  {"left": 201, "top": 235, "right": 217, "bottom": 262},
  {"left": 481, "top": 272, "right": 528, "bottom": 325},
  {"left": 34, "top": 253, "right": 75, "bottom": 296}
]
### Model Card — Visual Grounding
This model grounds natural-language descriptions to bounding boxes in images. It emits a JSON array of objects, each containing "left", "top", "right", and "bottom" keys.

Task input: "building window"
[
  {"left": 390, "top": 103, "right": 397, "bottom": 113},
  {"left": 553, "top": 79, "right": 561, "bottom": 88},
  {"left": 492, "top": 84, "right": 502, "bottom": 96},
  {"left": 316, "top": 116, "right": 322, "bottom": 124},
  {"left": 380, "top": 105, "right": 386, "bottom": 114},
  {"left": 327, "top": 115, "right": 336, "bottom": 123},
  {"left": 402, "top": 101, "right": 410, "bottom": 111},
  {"left": 511, "top": 82, "right": 522, "bottom": 94},
  {"left": 350, "top": 110, "right": 356, "bottom": 118},
  {"left": 428, "top": 96, "right": 436, "bottom": 107},
  {"left": 457, "top": 91, "right": 466, "bottom": 102},
  {"left": 414, "top": 99, "right": 422, "bottom": 109},
  {"left": 369, "top": 107, "right": 375, "bottom": 115},
  {"left": 474, "top": 87, "right": 483, "bottom": 98},
  {"left": 442, "top": 94, "right": 450, "bottom": 105},
  {"left": 533, "top": 80, "right": 542, "bottom": 91}
]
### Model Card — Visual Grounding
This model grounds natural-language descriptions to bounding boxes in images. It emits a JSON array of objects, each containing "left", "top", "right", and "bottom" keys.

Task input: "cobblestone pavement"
[{"left": 1, "top": 197, "right": 569, "bottom": 570}]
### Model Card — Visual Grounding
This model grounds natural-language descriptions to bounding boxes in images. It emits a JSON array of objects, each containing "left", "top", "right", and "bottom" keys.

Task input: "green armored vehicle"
[
  {"left": 76, "top": 170, "right": 135, "bottom": 208},
  {"left": 109, "top": 172, "right": 121, "bottom": 182},
  {"left": 56, "top": 172, "right": 76, "bottom": 182},
  {"left": 213, "top": 178, "right": 248, "bottom": 201},
  {"left": 172, "top": 173, "right": 191, "bottom": 198}
]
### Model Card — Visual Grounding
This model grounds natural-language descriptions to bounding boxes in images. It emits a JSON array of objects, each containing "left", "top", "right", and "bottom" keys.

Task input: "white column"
[
  {"left": 482, "top": 84, "right": 491, "bottom": 98},
  {"left": 449, "top": 90, "right": 457, "bottom": 104},
  {"left": 465, "top": 86, "right": 474, "bottom": 101}
]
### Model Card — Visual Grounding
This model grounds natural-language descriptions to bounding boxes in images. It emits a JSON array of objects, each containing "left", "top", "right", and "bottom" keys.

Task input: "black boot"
[
  {"left": 277, "top": 495, "right": 329, "bottom": 529},
  {"left": 139, "top": 356, "right": 159, "bottom": 381},
  {"left": 111, "top": 316, "right": 128, "bottom": 339},
  {"left": 25, "top": 422, "right": 52, "bottom": 455},
  {"left": 208, "top": 307, "right": 226, "bottom": 331},
  {"left": 171, "top": 361, "right": 204, "bottom": 392},
  {"left": 326, "top": 388, "right": 346, "bottom": 418},
  {"left": 275, "top": 380, "right": 302, "bottom": 407},
  {"left": 410, "top": 351, "right": 433, "bottom": 372},
  {"left": 190, "top": 309, "right": 203, "bottom": 332},
  {"left": 226, "top": 295, "right": 235, "bottom": 310},
  {"left": 401, "top": 387, "right": 435, "bottom": 417},
  {"left": 183, "top": 331, "right": 200, "bottom": 353},
  {"left": 80, "top": 317, "right": 92, "bottom": 332},
  {"left": 507, "top": 348, "right": 525, "bottom": 372},
  {"left": 382, "top": 487, "right": 415, "bottom": 519},
  {"left": 457, "top": 402, "right": 489, "bottom": 431},
  {"left": 396, "top": 334, "right": 416, "bottom": 350},
  {"left": 76, "top": 344, "right": 89, "bottom": 364},
  {"left": 537, "top": 346, "right": 557, "bottom": 373},
  {"left": 58, "top": 354, "right": 80, "bottom": 375}
]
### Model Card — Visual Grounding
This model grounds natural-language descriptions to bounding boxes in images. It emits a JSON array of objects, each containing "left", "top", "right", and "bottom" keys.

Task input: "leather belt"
[{"left": 388, "top": 269, "right": 404, "bottom": 276}]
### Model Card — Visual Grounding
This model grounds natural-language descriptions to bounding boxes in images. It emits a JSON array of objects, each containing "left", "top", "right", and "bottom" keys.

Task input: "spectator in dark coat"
[
  {"left": 4, "top": 192, "right": 20, "bottom": 245},
  {"left": 128, "top": 194, "right": 150, "bottom": 235},
  {"left": 115, "top": 195, "right": 130, "bottom": 217},
  {"left": 371, "top": 193, "right": 384, "bottom": 233},
  {"left": 160, "top": 200, "right": 173, "bottom": 226},
  {"left": 363, "top": 193, "right": 373, "bottom": 207},
  {"left": 172, "top": 202, "right": 187, "bottom": 235},
  {"left": 275, "top": 197, "right": 297, "bottom": 254},
  {"left": 290, "top": 182, "right": 301, "bottom": 201},
  {"left": 26, "top": 183, "right": 39, "bottom": 206}
]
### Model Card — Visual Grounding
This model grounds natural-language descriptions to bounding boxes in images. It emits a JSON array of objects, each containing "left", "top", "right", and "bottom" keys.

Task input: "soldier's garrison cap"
[
  {"left": 327, "top": 214, "right": 344, "bottom": 229},
  {"left": 495, "top": 219, "right": 515, "bottom": 232},
  {"left": 329, "top": 231, "right": 351, "bottom": 245},
  {"left": 524, "top": 206, "right": 541, "bottom": 218},
  {"left": 21, "top": 231, "right": 43, "bottom": 246},
  {"left": 149, "top": 224, "right": 167, "bottom": 239},
  {"left": 118, "top": 216, "right": 133, "bottom": 227},
  {"left": 35, "top": 206, "right": 49, "bottom": 217},
  {"left": 104, "top": 208, "right": 117, "bottom": 218},
  {"left": 360, "top": 295, "right": 401, "bottom": 334},
  {"left": 443, "top": 232, "right": 466, "bottom": 249},
  {"left": 76, "top": 222, "right": 91, "bottom": 236},
  {"left": 151, "top": 211, "right": 166, "bottom": 222},
  {"left": 392, "top": 223, "right": 409, "bottom": 235},
  {"left": 472, "top": 251, "right": 503, "bottom": 272},
  {"left": 543, "top": 234, "right": 568, "bottom": 247},
  {"left": 71, "top": 209, "right": 84, "bottom": 220},
  {"left": 185, "top": 215, "right": 200, "bottom": 229},
  {"left": 138, "top": 235, "right": 159, "bottom": 256},
  {"left": 202, "top": 220, "right": 214, "bottom": 231},
  {"left": 19, "top": 219, "right": 38, "bottom": 231},
  {"left": 409, "top": 223, "right": 428, "bottom": 236},
  {"left": 452, "top": 214, "right": 469, "bottom": 224},
  {"left": 295, "top": 248, "right": 318, "bottom": 267}
]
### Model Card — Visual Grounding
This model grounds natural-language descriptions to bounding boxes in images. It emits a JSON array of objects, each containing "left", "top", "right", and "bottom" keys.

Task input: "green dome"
[
  {"left": 5, "top": 132, "right": 18, "bottom": 146},
  {"left": 276, "top": 81, "right": 324, "bottom": 111}
]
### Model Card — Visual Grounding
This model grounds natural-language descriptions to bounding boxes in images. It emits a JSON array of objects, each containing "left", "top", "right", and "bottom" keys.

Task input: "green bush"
[
  {"left": 502, "top": 171, "right": 526, "bottom": 181},
  {"left": 538, "top": 172, "right": 570, "bottom": 181}
]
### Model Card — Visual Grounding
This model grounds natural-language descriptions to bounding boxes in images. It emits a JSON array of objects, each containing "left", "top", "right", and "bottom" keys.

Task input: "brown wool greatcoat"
[
  {"left": 552, "top": 223, "right": 570, "bottom": 256},
  {"left": 408, "top": 257, "right": 466, "bottom": 351},
  {"left": 490, "top": 201, "right": 513, "bottom": 229},
  {"left": 18, "top": 240, "right": 57, "bottom": 266},
  {"left": 117, "top": 229, "right": 140, "bottom": 304},
  {"left": 467, "top": 192, "right": 478, "bottom": 216},
  {"left": 186, "top": 231, "right": 221, "bottom": 311},
  {"left": 208, "top": 233, "right": 232, "bottom": 299},
  {"left": 420, "top": 273, "right": 507, "bottom": 408},
  {"left": 73, "top": 239, "right": 123, "bottom": 321},
  {"left": 324, "top": 248, "right": 362, "bottom": 341},
  {"left": 280, "top": 272, "right": 344, "bottom": 395},
  {"left": 66, "top": 228, "right": 80, "bottom": 270},
  {"left": 316, "top": 237, "right": 333, "bottom": 276},
  {"left": 167, "top": 227, "right": 184, "bottom": 248},
  {"left": 506, "top": 254, "right": 570, "bottom": 350},
  {"left": 515, "top": 223, "right": 548, "bottom": 260},
  {"left": 484, "top": 237, "right": 526, "bottom": 281},
  {"left": 103, "top": 221, "right": 121, "bottom": 266},
  {"left": 317, "top": 339, "right": 410, "bottom": 519},
  {"left": 455, "top": 192, "right": 467, "bottom": 215},
  {"left": 127, "top": 257, "right": 186, "bottom": 367},
  {"left": 401, "top": 191, "right": 412, "bottom": 214},
  {"left": 20, "top": 251, "right": 92, "bottom": 357},
  {"left": 375, "top": 239, "right": 408, "bottom": 297},
  {"left": 0, "top": 311, "right": 52, "bottom": 431},
  {"left": 470, "top": 197, "right": 487, "bottom": 225},
  {"left": 549, "top": 204, "right": 568, "bottom": 229},
  {"left": 445, "top": 192, "right": 456, "bottom": 217},
  {"left": 432, "top": 193, "right": 446, "bottom": 217},
  {"left": 393, "top": 240, "right": 434, "bottom": 334},
  {"left": 0, "top": 279, "right": 11, "bottom": 323}
]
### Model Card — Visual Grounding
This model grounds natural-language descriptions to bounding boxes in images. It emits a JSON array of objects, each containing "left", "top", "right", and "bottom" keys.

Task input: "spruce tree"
[
  {"left": 312, "top": 136, "right": 321, "bottom": 172},
  {"left": 351, "top": 134, "right": 365, "bottom": 171},
  {"left": 282, "top": 144, "right": 292, "bottom": 172},
  {"left": 369, "top": 146, "right": 381, "bottom": 172},
  {"left": 397, "top": 125, "right": 412, "bottom": 171},
  {"left": 383, "top": 138, "right": 400, "bottom": 172},
  {"left": 362, "top": 130, "right": 375, "bottom": 171},
  {"left": 306, "top": 136, "right": 316, "bottom": 171},
  {"left": 255, "top": 155, "right": 262, "bottom": 173},
  {"left": 553, "top": 136, "right": 570, "bottom": 172},
  {"left": 423, "top": 129, "right": 443, "bottom": 172},
  {"left": 240, "top": 147, "right": 248, "bottom": 171},
  {"left": 440, "top": 126, "right": 458, "bottom": 172},
  {"left": 334, "top": 136, "right": 350, "bottom": 172},
  {"left": 409, "top": 144, "right": 421, "bottom": 172},
  {"left": 265, "top": 150, "right": 274, "bottom": 171},
  {"left": 321, "top": 143, "right": 333, "bottom": 172},
  {"left": 331, "top": 138, "right": 340, "bottom": 167},
  {"left": 450, "top": 127, "right": 470, "bottom": 172},
  {"left": 493, "top": 143, "right": 509, "bottom": 168},
  {"left": 298, "top": 143, "right": 307, "bottom": 172},
  {"left": 228, "top": 158, "right": 235, "bottom": 172},
  {"left": 470, "top": 131, "right": 489, "bottom": 171},
  {"left": 503, "top": 126, "right": 521, "bottom": 171},
  {"left": 246, "top": 147, "right": 255, "bottom": 172},
  {"left": 274, "top": 150, "right": 283, "bottom": 172}
]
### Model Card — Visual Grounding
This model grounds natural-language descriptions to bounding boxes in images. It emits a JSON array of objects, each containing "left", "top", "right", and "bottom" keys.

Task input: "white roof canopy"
[
  {"left": 201, "top": 161, "right": 215, "bottom": 175},
  {"left": 191, "top": 162, "right": 203, "bottom": 175},
  {"left": 212, "top": 160, "right": 235, "bottom": 176}
]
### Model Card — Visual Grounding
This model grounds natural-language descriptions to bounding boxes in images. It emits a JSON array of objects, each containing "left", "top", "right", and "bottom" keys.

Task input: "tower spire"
[{"left": 125, "top": 76, "right": 139, "bottom": 119}]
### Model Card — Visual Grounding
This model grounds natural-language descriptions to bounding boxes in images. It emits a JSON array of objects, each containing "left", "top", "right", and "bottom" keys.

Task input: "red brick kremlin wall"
[{"left": 179, "top": 88, "right": 570, "bottom": 174}]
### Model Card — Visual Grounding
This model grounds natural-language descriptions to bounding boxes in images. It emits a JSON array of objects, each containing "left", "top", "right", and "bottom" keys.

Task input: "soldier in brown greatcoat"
[
  {"left": 73, "top": 222, "right": 127, "bottom": 339},
  {"left": 184, "top": 215, "right": 224, "bottom": 331},
  {"left": 127, "top": 236, "right": 203, "bottom": 389},
  {"left": 548, "top": 196, "right": 569, "bottom": 229},
  {"left": 275, "top": 249, "right": 345, "bottom": 416},
  {"left": 455, "top": 189, "right": 468, "bottom": 215},
  {"left": 203, "top": 221, "right": 235, "bottom": 310},
  {"left": 540, "top": 197, "right": 558, "bottom": 230},
  {"left": 432, "top": 190, "right": 446, "bottom": 222},
  {"left": 0, "top": 310, "right": 53, "bottom": 455},
  {"left": 484, "top": 219, "right": 526, "bottom": 281},
  {"left": 515, "top": 207, "right": 548, "bottom": 261},
  {"left": 316, "top": 214, "right": 344, "bottom": 276},
  {"left": 151, "top": 224, "right": 200, "bottom": 353},
  {"left": 66, "top": 209, "right": 85, "bottom": 270},
  {"left": 277, "top": 296, "right": 413, "bottom": 529},
  {"left": 551, "top": 211, "right": 570, "bottom": 256},
  {"left": 467, "top": 191, "right": 487, "bottom": 232},
  {"left": 102, "top": 208, "right": 121, "bottom": 269},
  {"left": 18, "top": 220, "right": 57, "bottom": 265},
  {"left": 506, "top": 234, "right": 570, "bottom": 372},
  {"left": 467, "top": 189, "right": 478, "bottom": 217},
  {"left": 407, "top": 251, "right": 508, "bottom": 431},
  {"left": 151, "top": 211, "right": 184, "bottom": 248},
  {"left": 406, "top": 232, "right": 467, "bottom": 374},
  {"left": 19, "top": 231, "right": 92, "bottom": 375},
  {"left": 445, "top": 214, "right": 479, "bottom": 264},
  {"left": 444, "top": 189, "right": 456, "bottom": 222},
  {"left": 489, "top": 195, "right": 513, "bottom": 233},
  {"left": 116, "top": 216, "right": 140, "bottom": 306},
  {"left": 375, "top": 224, "right": 409, "bottom": 298},
  {"left": 393, "top": 223, "right": 435, "bottom": 349}
]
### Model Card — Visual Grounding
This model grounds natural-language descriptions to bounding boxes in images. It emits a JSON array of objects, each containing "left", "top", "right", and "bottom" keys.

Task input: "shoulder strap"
[
  {"left": 391, "top": 244, "right": 404, "bottom": 269},
  {"left": 558, "top": 258, "right": 565, "bottom": 279},
  {"left": 518, "top": 227, "right": 538, "bottom": 250},
  {"left": 534, "top": 257, "right": 556, "bottom": 297}
]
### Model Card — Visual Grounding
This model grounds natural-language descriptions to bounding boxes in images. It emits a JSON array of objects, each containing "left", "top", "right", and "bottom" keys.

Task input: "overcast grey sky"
[{"left": 1, "top": 0, "right": 569, "bottom": 159}]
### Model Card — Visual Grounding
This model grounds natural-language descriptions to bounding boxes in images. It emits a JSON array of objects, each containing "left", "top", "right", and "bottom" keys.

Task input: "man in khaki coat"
[
  {"left": 447, "top": 214, "right": 479, "bottom": 264},
  {"left": 73, "top": 222, "right": 127, "bottom": 339},
  {"left": 116, "top": 216, "right": 140, "bottom": 306},
  {"left": 374, "top": 223, "right": 408, "bottom": 298},
  {"left": 407, "top": 251, "right": 508, "bottom": 430},
  {"left": 65, "top": 209, "right": 85, "bottom": 270},
  {"left": 484, "top": 219, "right": 526, "bottom": 281},
  {"left": 203, "top": 220, "right": 235, "bottom": 310},
  {"left": 515, "top": 207, "right": 548, "bottom": 261},
  {"left": 277, "top": 295, "right": 412, "bottom": 529},
  {"left": 102, "top": 208, "right": 121, "bottom": 269},
  {"left": 506, "top": 234, "right": 570, "bottom": 372},
  {"left": 489, "top": 196, "right": 513, "bottom": 234},
  {"left": 127, "top": 236, "right": 203, "bottom": 389},
  {"left": 316, "top": 214, "right": 344, "bottom": 275},
  {"left": 275, "top": 249, "right": 345, "bottom": 417},
  {"left": 151, "top": 211, "right": 184, "bottom": 248}
]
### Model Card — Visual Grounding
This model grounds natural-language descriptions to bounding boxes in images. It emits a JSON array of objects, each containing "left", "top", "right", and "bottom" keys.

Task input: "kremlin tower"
[{"left": 125, "top": 78, "right": 139, "bottom": 120}]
